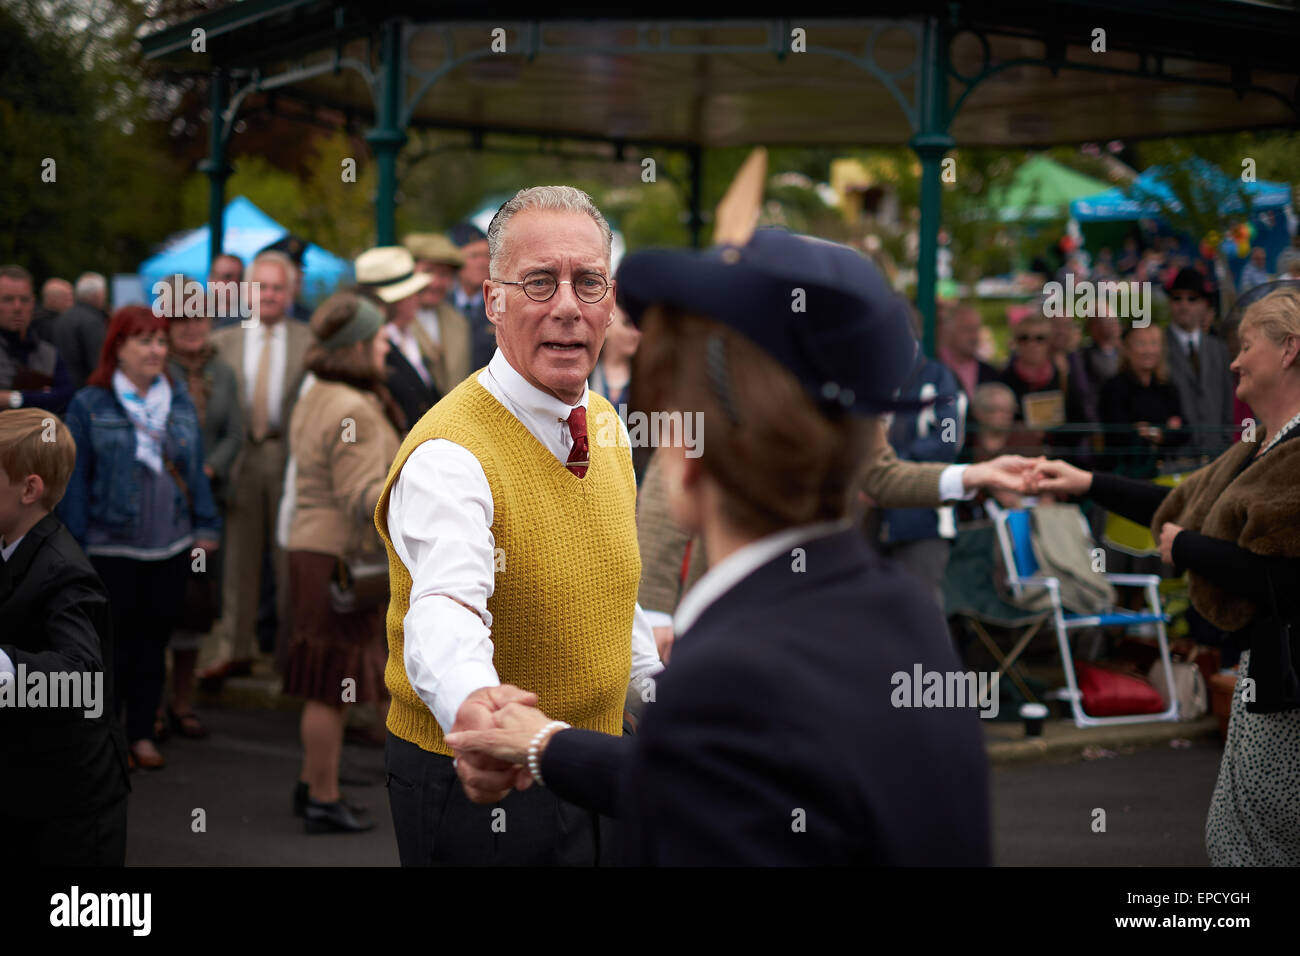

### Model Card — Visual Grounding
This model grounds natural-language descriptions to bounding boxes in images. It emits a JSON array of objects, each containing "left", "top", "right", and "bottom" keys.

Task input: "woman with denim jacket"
[{"left": 58, "top": 306, "right": 221, "bottom": 771}]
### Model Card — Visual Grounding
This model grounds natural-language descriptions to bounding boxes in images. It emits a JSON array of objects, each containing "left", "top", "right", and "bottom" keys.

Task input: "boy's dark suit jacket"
[
  {"left": 0, "top": 513, "right": 129, "bottom": 821},
  {"left": 385, "top": 347, "right": 440, "bottom": 433},
  {"left": 543, "top": 527, "right": 992, "bottom": 865}
]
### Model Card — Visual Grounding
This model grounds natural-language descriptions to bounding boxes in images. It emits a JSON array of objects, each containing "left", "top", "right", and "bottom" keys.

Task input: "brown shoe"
[
  {"left": 130, "top": 741, "right": 166, "bottom": 770},
  {"left": 168, "top": 709, "right": 209, "bottom": 739},
  {"left": 196, "top": 658, "right": 254, "bottom": 691}
]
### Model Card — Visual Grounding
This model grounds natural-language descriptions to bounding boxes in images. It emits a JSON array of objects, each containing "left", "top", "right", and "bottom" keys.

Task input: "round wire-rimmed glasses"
[{"left": 493, "top": 271, "right": 610, "bottom": 304}]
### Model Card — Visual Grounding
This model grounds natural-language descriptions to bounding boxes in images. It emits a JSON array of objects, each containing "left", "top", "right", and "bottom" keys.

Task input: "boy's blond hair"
[{"left": 0, "top": 409, "right": 76, "bottom": 510}]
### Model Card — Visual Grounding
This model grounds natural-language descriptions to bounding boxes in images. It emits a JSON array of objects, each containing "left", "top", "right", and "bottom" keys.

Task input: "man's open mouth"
[{"left": 543, "top": 342, "right": 584, "bottom": 351}]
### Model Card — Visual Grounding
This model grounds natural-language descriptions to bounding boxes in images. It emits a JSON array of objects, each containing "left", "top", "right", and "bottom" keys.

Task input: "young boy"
[{"left": 0, "top": 408, "right": 129, "bottom": 865}]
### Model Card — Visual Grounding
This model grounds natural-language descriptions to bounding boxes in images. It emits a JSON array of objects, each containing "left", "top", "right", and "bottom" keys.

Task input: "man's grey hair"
[
  {"left": 972, "top": 381, "right": 1017, "bottom": 420},
  {"left": 74, "top": 272, "right": 106, "bottom": 303},
  {"left": 487, "top": 186, "right": 613, "bottom": 276},
  {"left": 1276, "top": 249, "right": 1300, "bottom": 278},
  {"left": 250, "top": 251, "right": 297, "bottom": 287}
]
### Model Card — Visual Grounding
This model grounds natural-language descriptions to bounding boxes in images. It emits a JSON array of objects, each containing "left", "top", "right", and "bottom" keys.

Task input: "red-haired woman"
[{"left": 58, "top": 306, "right": 220, "bottom": 770}]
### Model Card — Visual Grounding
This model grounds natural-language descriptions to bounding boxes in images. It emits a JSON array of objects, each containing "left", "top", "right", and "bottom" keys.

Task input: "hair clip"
[{"left": 707, "top": 334, "right": 742, "bottom": 425}]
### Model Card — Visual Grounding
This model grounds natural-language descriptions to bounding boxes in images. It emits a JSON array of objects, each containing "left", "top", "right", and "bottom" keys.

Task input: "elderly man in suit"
[
  {"left": 449, "top": 222, "right": 497, "bottom": 370},
  {"left": 1164, "top": 268, "right": 1236, "bottom": 462},
  {"left": 1, "top": 265, "right": 75, "bottom": 415},
  {"left": 199, "top": 251, "right": 314, "bottom": 682},
  {"left": 404, "top": 233, "right": 472, "bottom": 398},
  {"left": 51, "top": 272, "right": 109, "bottom": 390},
  {"left": 375, "top": 186, "right": 662, "bottom": 866}
]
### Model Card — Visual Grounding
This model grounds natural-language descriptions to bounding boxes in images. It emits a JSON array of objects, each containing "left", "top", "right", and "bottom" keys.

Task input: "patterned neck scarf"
[
  {"left": 1259, "top": 408, "right": 1300, "bottom": 458},
  {"left": 113, "top": 368, "right": 171, "bottom": 474}
]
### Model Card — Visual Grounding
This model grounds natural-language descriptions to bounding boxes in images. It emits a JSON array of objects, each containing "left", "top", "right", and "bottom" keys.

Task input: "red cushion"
[{"left": 1073, "top": 660, "right": 1166, "bottom": 716}]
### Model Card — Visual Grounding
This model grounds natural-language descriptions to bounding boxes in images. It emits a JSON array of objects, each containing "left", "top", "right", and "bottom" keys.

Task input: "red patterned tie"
[{"left": 565, "top": 406, "right": 589, "bottom": 478}]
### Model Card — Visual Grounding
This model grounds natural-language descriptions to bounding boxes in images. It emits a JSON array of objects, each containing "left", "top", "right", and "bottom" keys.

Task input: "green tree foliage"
[{"left": 1, "top": 0, "right": 183, "bottom": 279}]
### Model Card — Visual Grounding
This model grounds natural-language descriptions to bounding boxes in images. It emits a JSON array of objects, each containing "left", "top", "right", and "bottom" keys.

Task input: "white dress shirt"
[
  {"left": 386, "top": 322, "right": 433, "bottom": 389},
  {"left": 415, "top": 307, "right": 442, "bottom": 348},
  {"left": 1170, "top": 325, "right": 1202, "bottom": 363},
  {"left": 241, "top": 319, "right": 288, "bottom": 431},
  {"left": 452, "top": 286, "right": 483, "bottom": 315},
  {"left": 386, "top": 349, "right": 663, "bottom": 735},
  {"left": 0, "top": 534, "right": 23, "bottom": 679}
]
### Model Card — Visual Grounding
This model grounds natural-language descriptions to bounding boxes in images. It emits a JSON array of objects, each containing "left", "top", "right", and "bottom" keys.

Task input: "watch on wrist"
[{"left": 7, "top": 391, "right": 22, "bottom": 409}]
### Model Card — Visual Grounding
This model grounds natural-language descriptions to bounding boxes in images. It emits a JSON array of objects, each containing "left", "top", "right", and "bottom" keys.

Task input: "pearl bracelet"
[{"left": 527, "top": 720, "right": 570, "bottom": 788}]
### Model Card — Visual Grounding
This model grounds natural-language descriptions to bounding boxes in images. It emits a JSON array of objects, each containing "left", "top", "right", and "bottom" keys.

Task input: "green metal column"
[
  {"left": 367, "top": 20, "right": 408, "bottom": 247},
  {"left": 908, "top": 17, "right": 954, "bottom": 357},
  {"left": 198, "top": 70, "right": 232, "bottom": 267}
]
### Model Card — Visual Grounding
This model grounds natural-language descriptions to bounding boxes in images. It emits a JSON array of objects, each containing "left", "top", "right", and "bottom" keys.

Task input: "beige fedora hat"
[
  {"left": 355, "top": 246, "right": 432, "bottom": 303},
  {"left": 403, "top": 233, "right": 465, "bottom": 268}
]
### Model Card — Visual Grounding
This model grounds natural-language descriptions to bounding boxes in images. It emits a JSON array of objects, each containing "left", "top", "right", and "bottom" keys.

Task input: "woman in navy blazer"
[{"left": 446, "top": 218, "right": 992, "bottom": 866}]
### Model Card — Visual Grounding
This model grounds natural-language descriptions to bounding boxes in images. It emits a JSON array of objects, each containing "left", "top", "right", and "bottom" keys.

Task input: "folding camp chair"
[
  {"left": 943, "top": 523, "right": 1051, "bottom": 705},
  {"left": 990, "top": 503, "right": 1179, "bottom": 728}
]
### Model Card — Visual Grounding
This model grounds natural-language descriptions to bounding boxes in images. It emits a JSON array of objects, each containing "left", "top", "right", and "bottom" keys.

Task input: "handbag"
[
  {"left": 328, "top": 551, "right": 390, "bottom": 615},
  {"left": 1073, "top": 660, "right": 1166, "bottom": 717},
  {"left": 164, "top": 457, "right": 221, "bottom": 632},
  {"left": 1146, "top": 658, "right": 1208, "bottom": 720},
  {"left": 1244, "top": 568, "right": 1300, "bottom": 714}
]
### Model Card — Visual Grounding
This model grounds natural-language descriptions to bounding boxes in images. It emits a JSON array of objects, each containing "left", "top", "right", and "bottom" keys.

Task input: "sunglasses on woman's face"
[{"left": 1016, "top": 333, "right": 1049, "bottom": 343}]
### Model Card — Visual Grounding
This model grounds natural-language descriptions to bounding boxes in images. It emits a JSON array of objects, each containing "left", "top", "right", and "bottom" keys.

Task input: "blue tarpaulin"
[
  {"left": 137, "top": 196, "right": 352, "bottom": 307},
  {"left": 1070, "top": 160, "right": 1291, "bottom": 222},
  {"left": 1070, "top": 160, "right": 1294, "bottom": 278}
]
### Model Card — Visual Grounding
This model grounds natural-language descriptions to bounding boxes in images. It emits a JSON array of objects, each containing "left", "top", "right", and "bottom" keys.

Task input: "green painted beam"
[
  {"left": 366, "top": 19, "right": 407, "bottom": 247},
  {"left": 197, "top": 71, "right": 233, "bottom": 268},
  {"left": 910, "top": 16, "right": 954, "bottom": 358}
]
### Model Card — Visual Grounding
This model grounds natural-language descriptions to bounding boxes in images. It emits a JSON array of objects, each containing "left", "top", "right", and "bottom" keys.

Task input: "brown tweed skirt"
[{"left": 282, "top": 550, "right": 389, "bottom": 706}]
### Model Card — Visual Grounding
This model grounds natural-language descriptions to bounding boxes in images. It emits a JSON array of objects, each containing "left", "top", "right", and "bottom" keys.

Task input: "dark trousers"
[
  {"left": 14, "top": 795, "right": 128, "bottom": 866},
  {"left": 385, "top": 732, "right": 617, "bottom": 866},
  {"left": 92, "top": 552, "right": 190, "bottom": 742}
]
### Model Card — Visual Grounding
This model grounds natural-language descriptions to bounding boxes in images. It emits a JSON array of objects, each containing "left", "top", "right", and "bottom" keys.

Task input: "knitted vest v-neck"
[{"left": 376, "top": 374, "right": 640, "bottom": 755}]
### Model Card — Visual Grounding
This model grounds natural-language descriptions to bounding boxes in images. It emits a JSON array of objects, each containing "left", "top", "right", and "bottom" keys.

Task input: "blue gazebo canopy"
[
  {"left": 138, "top": 196, "right": 352, "bottom": 306},
  {"left": 1070, "top": 160, "right": 1292, "bottom": 222}
]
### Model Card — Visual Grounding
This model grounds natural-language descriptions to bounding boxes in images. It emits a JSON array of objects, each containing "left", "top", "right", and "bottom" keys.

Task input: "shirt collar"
[
  {"left": 0, "top": 534, "right": 24, "bottom": 562},
  {"left": 486, "top": 348, "right": 587, "bottom": 422},
  {"left": 1171, "top": 325, "right": 1200, "bottom": 349},
  {"left": 673, "top": 519, "right": 852, "bottom": 637}
]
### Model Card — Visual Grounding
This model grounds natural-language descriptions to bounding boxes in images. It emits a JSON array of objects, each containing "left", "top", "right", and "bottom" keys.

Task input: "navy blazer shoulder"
[{"left": 544, "top": 527, "right": 991, "bottom": 865}]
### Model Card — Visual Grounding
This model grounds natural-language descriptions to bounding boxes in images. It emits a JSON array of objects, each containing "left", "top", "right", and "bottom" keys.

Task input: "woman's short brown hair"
[
  {"left": 304, "top": 290, "right": 383, "bottom": 384},
  {"left": 634, "top": 304, "right": 881, "bottom": 539}
]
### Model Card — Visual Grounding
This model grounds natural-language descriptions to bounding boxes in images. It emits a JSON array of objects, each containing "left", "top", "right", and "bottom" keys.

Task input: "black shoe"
[
  {"left": 303, "top": 795, "right": 375, "bottom": 834},
  {"left": 293, "top": 781, "right": 368, "bottom": 818}
]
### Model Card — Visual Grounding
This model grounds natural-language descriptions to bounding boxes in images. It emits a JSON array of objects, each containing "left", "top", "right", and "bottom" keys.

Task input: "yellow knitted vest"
[{"left": 374, "top": 373, "right": 640, "bottom": 755}]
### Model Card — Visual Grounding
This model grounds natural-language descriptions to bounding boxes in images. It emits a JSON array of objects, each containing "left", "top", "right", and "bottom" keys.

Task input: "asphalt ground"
[{"left": 122, "top": 700, "right": 1224, "bottom": 866}]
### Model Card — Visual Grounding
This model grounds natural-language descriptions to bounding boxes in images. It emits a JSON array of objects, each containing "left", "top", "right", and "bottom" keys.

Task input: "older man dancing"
[{"left": 375, "top": 186, "right": 662, "bottom": 866}]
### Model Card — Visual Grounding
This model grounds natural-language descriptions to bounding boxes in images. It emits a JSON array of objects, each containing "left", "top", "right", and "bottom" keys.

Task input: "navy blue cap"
[
  {"left": 449, "top": 222, "right": 487, "bottom": 248},
  {"left": 616, "top": 229, "right": 919, "bottom": 415},
  {"left": 260, "top": 234, "right": 308, "bottom": 266}
]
